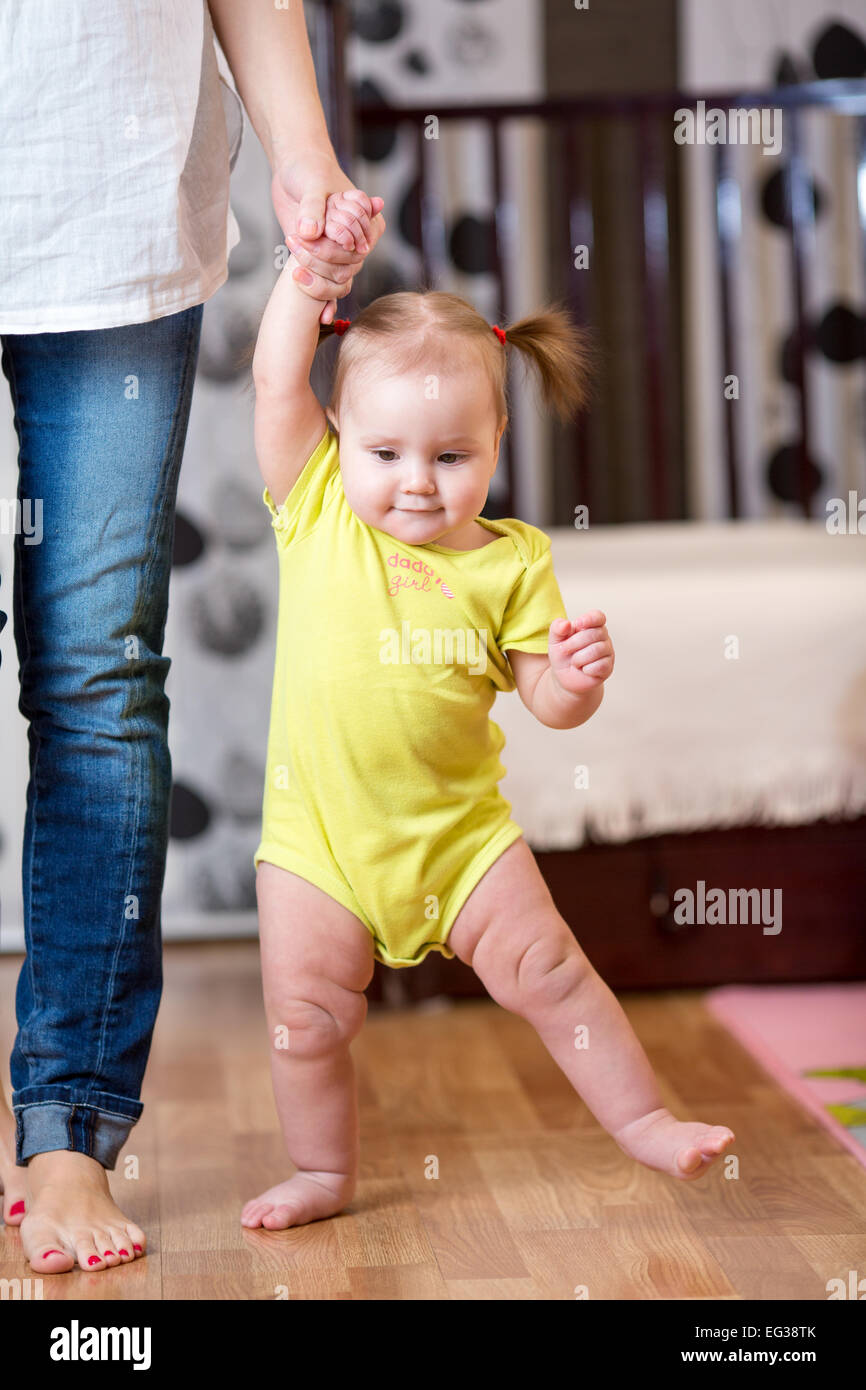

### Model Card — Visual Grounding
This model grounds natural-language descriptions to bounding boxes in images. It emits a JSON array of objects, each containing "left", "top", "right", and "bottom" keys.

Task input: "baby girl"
[{"left": 241, "top": 200, "right": 734, "bottom": 1231}]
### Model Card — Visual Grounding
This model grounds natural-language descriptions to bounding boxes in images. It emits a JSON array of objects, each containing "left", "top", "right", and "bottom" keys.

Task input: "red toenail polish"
[
  {"left": 103, "top": 1250, "right": 112, "bottom": 1256},
  {"left": 9, "top": 1201, "right": 25, "bottom": 1215},
  {"left": 119, "top": 1249, "right": 129, "bottom": 1256},
  {"left": 42, "top": 1250, "right": 64, "bottom": 1258},
  {"left": 133, "top": 1243, "right": 142, "bottom": 1252},
  {"left": 88, "top": 1256, "right": 102, "bottom": 1266}
]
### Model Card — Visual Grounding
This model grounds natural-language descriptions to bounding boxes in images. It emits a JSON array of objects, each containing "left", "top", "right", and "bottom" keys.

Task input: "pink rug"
[{"left": 705, "top": 983, "right": 866, "bottom": 1169}]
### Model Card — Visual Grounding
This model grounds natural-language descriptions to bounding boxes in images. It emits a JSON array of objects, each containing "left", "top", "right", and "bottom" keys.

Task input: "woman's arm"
[
  {"left": 207, "top": 0, "right": 386, "bottom": 322},
  {"left": 253, "top": 253, "right": 329, "bottom": 509},
  {"left": 207, "top": 0, "right": 333, "bottom": 174}
]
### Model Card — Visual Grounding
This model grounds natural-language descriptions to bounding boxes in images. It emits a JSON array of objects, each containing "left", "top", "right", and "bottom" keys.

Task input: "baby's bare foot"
[
  {"left": 613, "top": 1106, "right": 735, "bottom": 1180},
  {"left": 241, "top": 1171, "right": 355, "bottom": 1230},
  {"left": 0, "top": 1089, "right": 27, "bottom": 1226},
  {"left": 20, "top": 1151, "right": 146, "bottom": 1273}
]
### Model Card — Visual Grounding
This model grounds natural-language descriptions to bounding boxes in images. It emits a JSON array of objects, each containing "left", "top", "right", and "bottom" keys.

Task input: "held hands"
[
  {"left": 548, "top": 611, "right": 615, "bottom": 696},
  {"left": 285, "top": 189, "right": 384, "bottom": 322},
  {"left": 272, "top": 151, "right": 386, "bottom": 325},
  {"left": 252, "top": 177, "right": 384, "bottom": 386},
  {"left": 272, "top": 151, "right": 383, "bottom": 247}
]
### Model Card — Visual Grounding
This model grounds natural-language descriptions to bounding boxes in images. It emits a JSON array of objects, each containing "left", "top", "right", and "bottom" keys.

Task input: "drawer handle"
[{"left": 650, "top": 883, "right": 694, "bottom": 932}]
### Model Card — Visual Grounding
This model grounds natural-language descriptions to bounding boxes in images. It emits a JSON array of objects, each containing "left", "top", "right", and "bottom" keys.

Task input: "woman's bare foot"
[
  {"left": 613, "top": 1107, "right": 735, "bottom": 1180},
  {"left": 19, "top": 1150, "right": 146, "bottom": 1273},
  {"left": 0, "top": 1086, "right": 27, "bottom": 1226},
  {"left": 241, "top": 1170, "right": 355, "bottom": 1230}
]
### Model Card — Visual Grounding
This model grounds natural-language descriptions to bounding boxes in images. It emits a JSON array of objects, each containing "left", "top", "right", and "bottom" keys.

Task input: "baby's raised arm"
[{"left": 252, "top": 253, "right": 330, "bottom": 509}]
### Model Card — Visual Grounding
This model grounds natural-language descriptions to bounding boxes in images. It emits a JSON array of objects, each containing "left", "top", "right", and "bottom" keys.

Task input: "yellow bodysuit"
[{"left": 253, "top": 426, "right": 568, "bottom": 968}]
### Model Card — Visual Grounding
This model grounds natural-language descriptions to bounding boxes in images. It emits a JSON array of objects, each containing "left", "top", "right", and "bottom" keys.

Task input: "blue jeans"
[{"left": 1, "top": 304, "right": 204, "bottom": 1169}]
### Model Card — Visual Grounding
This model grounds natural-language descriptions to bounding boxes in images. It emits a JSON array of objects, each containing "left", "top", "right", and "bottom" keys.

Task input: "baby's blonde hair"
[
  {"left": 319, "top": 290, "right": 593, "bottom": 428},
  {"left": 238, "top": 289, "right": 594, "bottom": 428}
]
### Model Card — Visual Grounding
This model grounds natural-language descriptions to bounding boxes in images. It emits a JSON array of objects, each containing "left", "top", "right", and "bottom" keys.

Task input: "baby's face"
[{"left": 327, "top": 367, "right": 505, "bottom": 549}]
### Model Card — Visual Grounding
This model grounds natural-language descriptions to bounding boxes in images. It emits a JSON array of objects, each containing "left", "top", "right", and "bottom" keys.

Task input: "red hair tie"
[{"left": 491, "top": 323, "right": 506, "bottom": 345}]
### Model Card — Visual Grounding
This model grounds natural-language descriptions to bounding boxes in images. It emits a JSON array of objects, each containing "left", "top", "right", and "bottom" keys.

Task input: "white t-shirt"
[{"left": 0, "top": 0, "right": 242, "bottom": 333}]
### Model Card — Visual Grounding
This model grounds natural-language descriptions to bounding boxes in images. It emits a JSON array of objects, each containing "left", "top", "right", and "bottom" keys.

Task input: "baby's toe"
[
  {"left": 676, "top": 1145, "right": 707, "bottom": 1175},
  {"left": 703, "top": 1127, "right": 735, "bottom": 1154},
  {"left": 241, "top": 1202, "right": 273, "bottom": 1228},
  {"left": 262, "top": 1205, "right": 293, "bottom": 1230}
]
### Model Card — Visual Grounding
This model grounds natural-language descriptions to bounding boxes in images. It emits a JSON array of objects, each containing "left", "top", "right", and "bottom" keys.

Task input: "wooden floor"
[{"left": 1, "top": 941, "right": 864, "bottom": 1300}]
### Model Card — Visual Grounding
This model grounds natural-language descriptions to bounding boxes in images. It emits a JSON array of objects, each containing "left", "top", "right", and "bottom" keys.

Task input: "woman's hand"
[
  {"left": 548, "top": 612, "right": 615, "bottom": 696},
  {"left": 271, "top": 152, "right": 386, "bottom": 323}
]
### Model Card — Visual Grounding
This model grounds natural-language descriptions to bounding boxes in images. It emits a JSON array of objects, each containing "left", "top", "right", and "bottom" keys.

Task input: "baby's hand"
[
  {"left": 320, "top": 189, "right": 382, "bottom": 252},
  {"left": 287, "top": 189, "right": 385, "bottom": 324},
  {"left": 548, "top": 611, "right": 615, "bottom": 695}
]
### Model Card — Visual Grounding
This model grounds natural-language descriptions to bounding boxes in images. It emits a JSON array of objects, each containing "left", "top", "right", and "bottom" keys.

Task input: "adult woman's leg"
[
  {"left": 1, "top": 304, "right": 203, "bottom": 1271},
  {"left": 0, "top": 529, "right": 25, "bottom": 1227},
  {"left": 0, "top": 1084, "right": 26, "bottom": 1224}
]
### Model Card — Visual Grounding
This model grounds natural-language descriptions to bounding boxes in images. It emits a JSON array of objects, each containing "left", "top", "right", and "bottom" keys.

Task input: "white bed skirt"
[{"left": 495, "top": 519, "right": 866, "bottom": 848}]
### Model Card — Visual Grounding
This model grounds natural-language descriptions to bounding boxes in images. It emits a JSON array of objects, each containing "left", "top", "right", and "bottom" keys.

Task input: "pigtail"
[{"left": 502, "top": 302, "right": 595, "bottom": 422}]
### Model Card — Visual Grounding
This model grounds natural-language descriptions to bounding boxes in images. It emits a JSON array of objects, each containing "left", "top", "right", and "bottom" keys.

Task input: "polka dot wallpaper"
[{"left": 680, "top": 0, "right": 866, "bottom": 516}]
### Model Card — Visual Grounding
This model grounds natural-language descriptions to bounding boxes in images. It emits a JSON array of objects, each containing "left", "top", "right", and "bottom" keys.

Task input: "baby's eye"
[
  {"left": 438, "top": 453, "right": 465, "bottom": 465},
  {"left": 372, "top": 448, "right": 397, "bottom": 461}
]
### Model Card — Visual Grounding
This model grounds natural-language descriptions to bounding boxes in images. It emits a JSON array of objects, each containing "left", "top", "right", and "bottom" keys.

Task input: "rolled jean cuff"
[{"left": 13, "top": 1087, "right": 142, "bottom": 1169}]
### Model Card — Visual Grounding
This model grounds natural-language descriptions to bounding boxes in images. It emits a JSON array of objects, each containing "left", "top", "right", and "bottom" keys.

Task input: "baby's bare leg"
[
  {"left": 449, "top": 838, "right": 734, "bottom": 1179},
  {"left": 241, "top": 863, "right": 375, "bottom": 1230}
]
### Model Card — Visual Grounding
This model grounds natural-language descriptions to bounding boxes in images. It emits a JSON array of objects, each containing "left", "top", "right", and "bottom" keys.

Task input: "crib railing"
[{"left": 310, "top": 6, "right": 866, "bottom": 522}]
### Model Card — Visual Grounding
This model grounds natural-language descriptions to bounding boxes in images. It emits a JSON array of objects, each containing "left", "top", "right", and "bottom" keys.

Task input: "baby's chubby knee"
[
  {"left": 264, "top": 984, "right": 368, "bottom": 1060},
  {"left": 483, "top": 920, "right": 592, "bottom": 1016}
]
